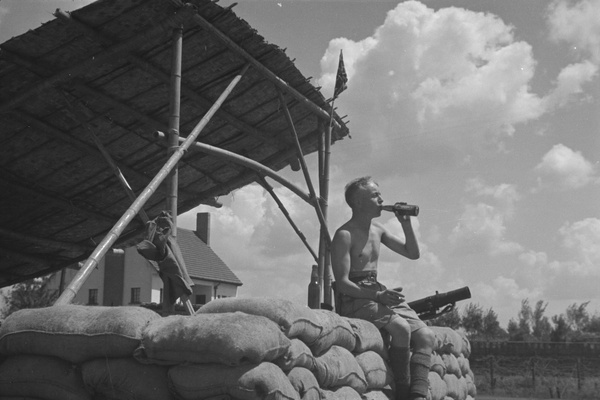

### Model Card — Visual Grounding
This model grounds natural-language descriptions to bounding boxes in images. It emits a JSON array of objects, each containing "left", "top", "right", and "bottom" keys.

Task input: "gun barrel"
[{"left": 407, "top": 286, "right": 471, "bottom": 315}]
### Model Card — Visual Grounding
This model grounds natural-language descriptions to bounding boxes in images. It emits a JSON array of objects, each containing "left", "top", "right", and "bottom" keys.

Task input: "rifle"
[{"left": 403, "top": 286, "right": 471, "bottom": 321}]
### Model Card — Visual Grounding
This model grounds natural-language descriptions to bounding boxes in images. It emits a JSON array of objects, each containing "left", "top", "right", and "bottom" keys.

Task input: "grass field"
[{"left": 475, "top": 373, "right": 600, "bottom": 399}]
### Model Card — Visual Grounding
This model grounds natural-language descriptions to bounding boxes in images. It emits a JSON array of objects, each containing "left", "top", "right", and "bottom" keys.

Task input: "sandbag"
[
  {"left": 456, "top": 354, "right": 470, "bottom": 377},
  {"left": 81, "top": 358, "right": 172, "bottom": 400},
  {"left": 464, "top": 374, "right": 476, "bottom": 398},
  {"left": 320, "top": 387, "right": 362, "bottom": 400},
  {"left": 168, "top": 362, "right": 299, "bottom": 400},
  {"left": 361, "top": 391, "right": 392, "bottom": 400},
  {"left": 457, "top": 377, "right": 468, "bottom": 400},
  {"left": 344, "top": 317, "right": 386, "bottom": 358},
  {"left": 287, "top": 367, "right": 321, "bottom": 400},
  {"left": 275, "top": 338, "right": 316, "bottom": 372},
  {"left": 430, "top": 352, "right": 446, "bottom": 378},
  {"left": 0, "top": 305, "right": 159, "bottom": 364},
  {"left": 443, "top": 374, "right": 463, "bottom": 400},
  {"left": 135, "top": 312, "right": 290, "bottom": 366},
  {"left": 0, "top": 354, "right": 91, "bottom": 400},
  {"left": 313, "top": 346, "right": 367, "bottom": 394},
  {"left": 309, "top": 310, "right": 356, "bottom": 356},
  {"left": 429, "top": 327, "right": 464, "bottom": 358},
  {"left": 442, "top": 353, "right": 461, "bottom": 378},
  {"left": 354, "top": 351, "right": 394, "bottom": 390},
  {"left": 428, "top": 371, "right": 447, "bottom": 400},
  {"left": 197, "top": 297, "right": 323, "bottom": 344}
]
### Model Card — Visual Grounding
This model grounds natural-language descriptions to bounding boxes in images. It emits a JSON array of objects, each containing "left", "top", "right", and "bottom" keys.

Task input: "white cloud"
[
  {"left": 317, "top": 1, "right": 549, "bottom": 177},
  {"left": 449, "top": 180, "right": 522, "bottom": 256},
  {"left": 547, "top": 0, "right": 600, "bottom": 63},
  {"left": 543, "top": 61, "right": 599, "bottom": 109},
  {"left": 558, "top": 217, "right": 600, "bottom": 274},
  {"left": 534, "top": 144, "right": 597, "bottom": 190}
]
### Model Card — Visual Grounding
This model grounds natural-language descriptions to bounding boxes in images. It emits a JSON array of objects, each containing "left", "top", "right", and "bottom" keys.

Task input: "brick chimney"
[{"left": 195, "top": 212, "right": 210, "bottom": 245}]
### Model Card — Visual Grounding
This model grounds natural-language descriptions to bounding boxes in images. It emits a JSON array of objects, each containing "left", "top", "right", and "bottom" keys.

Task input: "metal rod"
[
  {"left": 257, "top": 176, "right": 318, "bottom": 262},
  {"left": 54, "top": 64, "right": 250, "bottom": 306}
]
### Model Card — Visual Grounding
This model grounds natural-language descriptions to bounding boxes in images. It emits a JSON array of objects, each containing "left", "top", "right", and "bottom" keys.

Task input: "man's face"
[{"left": 357, "top": 181, "right": 383, "bottom": 216}]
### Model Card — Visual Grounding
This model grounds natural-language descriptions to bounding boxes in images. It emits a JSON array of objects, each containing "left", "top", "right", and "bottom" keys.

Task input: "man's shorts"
[{"left": 339, "top": 272, "right": 427, "bottom": 332}]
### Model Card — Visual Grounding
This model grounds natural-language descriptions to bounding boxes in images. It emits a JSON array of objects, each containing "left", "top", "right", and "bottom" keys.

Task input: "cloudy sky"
[{"left": 1, "top": 0, "right": 598, "bottom": 326}]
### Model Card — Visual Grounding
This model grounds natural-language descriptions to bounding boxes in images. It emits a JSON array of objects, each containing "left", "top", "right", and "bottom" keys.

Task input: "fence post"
[
  {"left": 577, "top": 357, "right": 582, "bottom": 391},
  {"left": 531, "top": 357, "right": 536, "bottom": 388},
  {"left": 490, "top": 356, "right": 496, "bottom": 392}
]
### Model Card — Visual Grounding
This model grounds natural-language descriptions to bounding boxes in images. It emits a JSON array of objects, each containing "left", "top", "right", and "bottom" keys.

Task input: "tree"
[
  {"left": 508, "top": 299, "right": 536, "bottom": 341},
  {"left": 531, "top": 300, "right": 552, "bottom": 341},
  {"left": 550, "top": 314, "right": 570, "bottom": 342},
  {"left": 0, "top": 275, "right": 58, "bottom": 318},
  {"left": 429, "top": 306, "right": 461, "bottom": 330},
  {"left": 461, "top": 303, "right": 484, "bottom": 338},
  {"left": 481, "top": 307, "right": 507, "bottom": 340},
  {"left": 566, "top": 302, "right": 591, "bottom": 331}
]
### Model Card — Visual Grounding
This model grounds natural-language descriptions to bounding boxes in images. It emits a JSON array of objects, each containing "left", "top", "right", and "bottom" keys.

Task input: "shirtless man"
[{"left": 331, "top": 176, "right": 435, "bottom": 400}]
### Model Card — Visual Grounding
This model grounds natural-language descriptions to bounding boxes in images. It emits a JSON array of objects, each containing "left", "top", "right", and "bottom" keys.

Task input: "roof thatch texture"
[{"left": 0, "top": 0, "right": 349, "bottom": 288}]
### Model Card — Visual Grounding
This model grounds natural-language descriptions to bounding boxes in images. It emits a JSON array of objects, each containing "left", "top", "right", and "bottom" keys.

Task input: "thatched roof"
[{"left": 0, "top": 0, "right": 349, "bottom": 288}]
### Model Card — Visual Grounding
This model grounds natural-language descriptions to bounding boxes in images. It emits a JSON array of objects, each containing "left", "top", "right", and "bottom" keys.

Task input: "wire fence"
[{"left": 470, "top": 356, "right": 600, "bottom": 399}]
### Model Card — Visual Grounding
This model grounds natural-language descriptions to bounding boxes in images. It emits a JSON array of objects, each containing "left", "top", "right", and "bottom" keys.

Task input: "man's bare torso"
[{"left": 338, "top": 220, "right": 384, "bottom": 274}]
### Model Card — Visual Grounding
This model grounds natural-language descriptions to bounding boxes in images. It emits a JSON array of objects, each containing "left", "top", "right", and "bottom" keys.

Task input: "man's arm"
[{"left": 380, "top": 216, "right": 420, "bottom": 260}]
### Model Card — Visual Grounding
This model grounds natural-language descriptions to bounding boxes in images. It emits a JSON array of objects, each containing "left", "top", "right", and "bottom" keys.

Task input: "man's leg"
[
  {"left": 384, "top": 317, "right": 412, "bottom": 400},
  {"left": 409, "top": 326, "right": 435, "bottom": 400}
]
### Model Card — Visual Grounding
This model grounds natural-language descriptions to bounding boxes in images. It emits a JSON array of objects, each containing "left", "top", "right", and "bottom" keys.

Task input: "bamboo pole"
[
  {"left": 321, "top": 100, "right": 335, "bottom": 307},
  {"left": 277, "top": 92, "right": 331, "bottom": 246},
  {"left": 156, "top": 131, "right": 314, "bottom": 206},
  {"left": 162, "top": 27, "right": 183, "bottom": 316},
  {"left": 54, "top": 64, "right": 250, "bottom": 306},
  {"left": 257, "top": 176, "right": 318, "bottom": 262}
]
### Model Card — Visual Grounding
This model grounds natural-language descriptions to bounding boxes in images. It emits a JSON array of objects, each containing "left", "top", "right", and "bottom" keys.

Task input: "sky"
[{"left": 1, "top": 0, "right": 598, "bottom": 327}]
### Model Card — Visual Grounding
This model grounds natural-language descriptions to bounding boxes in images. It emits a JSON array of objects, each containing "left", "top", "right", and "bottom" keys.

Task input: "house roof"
[
  {"left": 0, "top": 0, "right": 349, "bottom": 288},
  {"left": 176, "top": 228, "right": 242, "bottom": 286}
]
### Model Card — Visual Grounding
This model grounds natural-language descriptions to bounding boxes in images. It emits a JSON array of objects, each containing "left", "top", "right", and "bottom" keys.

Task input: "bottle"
[
  {"left": 381, "top": 202, "right": 419, "bottom": 216},
  {"left": 307, "top": 265, "right": 320, "bottom": 309}
]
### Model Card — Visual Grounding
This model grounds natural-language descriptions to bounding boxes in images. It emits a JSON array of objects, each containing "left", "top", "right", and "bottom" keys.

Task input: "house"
[{"left": 48, "top": 213, "right": 242, "bottom": 307}]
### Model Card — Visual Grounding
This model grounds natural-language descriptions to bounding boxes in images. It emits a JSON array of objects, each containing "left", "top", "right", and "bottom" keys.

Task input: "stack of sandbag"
[
  {"left": 0, "top": 305, "right": 167, "bottom": 400},
  {"left": 0, "top": 299, "right": 477, "bottom": 400},
  {"left": 427, "top": 326, "right": 477, "bottom": 400}
]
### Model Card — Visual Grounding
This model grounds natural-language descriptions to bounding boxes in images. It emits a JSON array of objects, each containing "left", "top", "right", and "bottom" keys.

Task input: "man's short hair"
[{"left": 345, "top": 176, "right": 377, "bottom": 208}]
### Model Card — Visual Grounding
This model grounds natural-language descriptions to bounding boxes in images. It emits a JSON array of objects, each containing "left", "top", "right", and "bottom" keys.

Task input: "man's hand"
[{"left": 376, "top": 289, "right": 405, "bottom": 306}]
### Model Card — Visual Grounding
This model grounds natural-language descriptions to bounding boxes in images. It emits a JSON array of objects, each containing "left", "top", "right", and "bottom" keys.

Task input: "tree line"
[{"left": 430, "top": 299, "right": 600, "bottom": 343}]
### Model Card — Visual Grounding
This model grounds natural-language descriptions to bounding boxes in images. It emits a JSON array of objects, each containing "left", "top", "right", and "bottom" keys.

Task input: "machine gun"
[{"left": 404, "top": 286, "right": 471, "bottom": 321}]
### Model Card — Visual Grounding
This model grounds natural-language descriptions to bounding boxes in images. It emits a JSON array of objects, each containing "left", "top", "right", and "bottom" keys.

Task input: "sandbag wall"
[{"left": 0, "top": 299, "right": 476, "bottom": 400}]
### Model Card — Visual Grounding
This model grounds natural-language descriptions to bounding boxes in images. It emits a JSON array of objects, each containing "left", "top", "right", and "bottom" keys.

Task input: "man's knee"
[
  {"left": 413, "top": 326, "right": 436, "bottom": 350},
  {"left": 385, "top": 317, "right": 411, "bottom": 343}
]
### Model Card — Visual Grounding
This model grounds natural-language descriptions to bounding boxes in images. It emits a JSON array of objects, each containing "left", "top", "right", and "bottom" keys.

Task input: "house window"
[
  {"left": 195, "top": 294, "right": 206, "bottom": 305},
  {"left": 88, "top": 289, "right": 98, "bottom": 305},
  {"left": 130, "top": 287, "right": 141, "bottom": 304}
]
